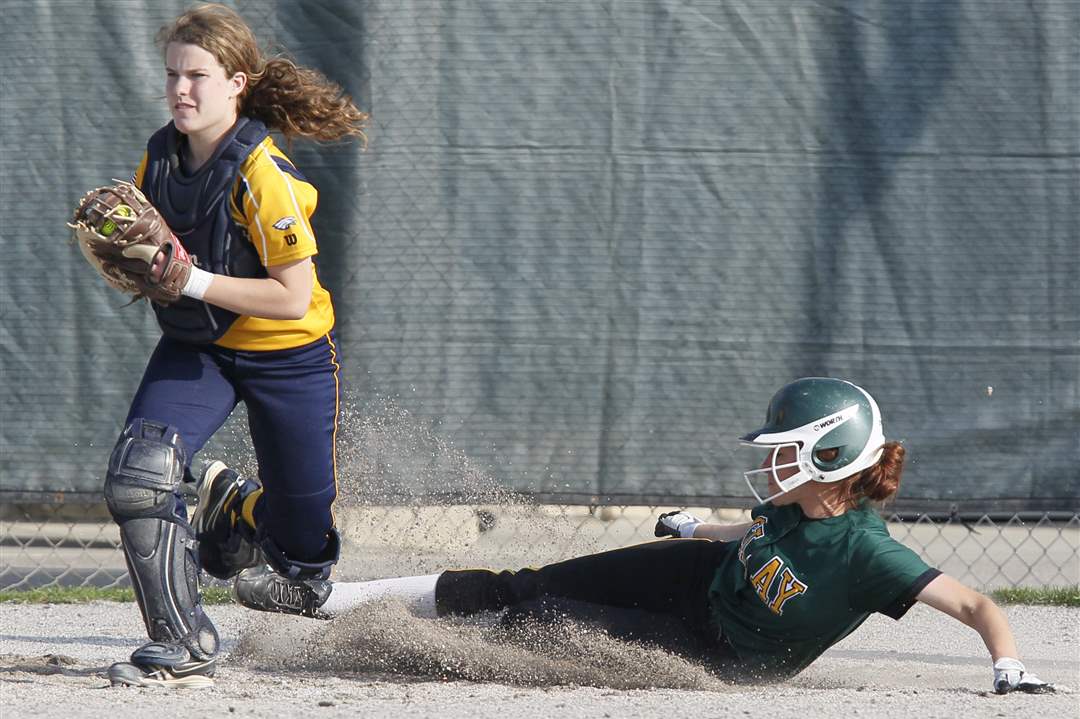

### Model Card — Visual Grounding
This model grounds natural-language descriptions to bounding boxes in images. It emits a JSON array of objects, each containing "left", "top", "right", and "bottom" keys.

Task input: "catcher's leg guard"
[
  {"left": 105, "top": 419, "right": 219, "bottom": 661},
  {"left": 191, "top": 460, "right": 262, "bottom": 579}
]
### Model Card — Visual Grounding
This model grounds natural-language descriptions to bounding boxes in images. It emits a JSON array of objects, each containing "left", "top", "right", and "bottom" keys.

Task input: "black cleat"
[
  {"left": 191, "top": 460, "right": 262, "bottom": 579},
  {"left": 234, "top": 564, "right": 332, "bottom": 619},
  {"left": 108, "top": 642, "right": 215, "bottom": 689}
]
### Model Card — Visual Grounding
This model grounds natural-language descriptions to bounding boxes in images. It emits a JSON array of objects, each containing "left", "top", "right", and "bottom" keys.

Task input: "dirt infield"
[{"left": 1, "top": 599, "right": 1076, "bottom": 719}]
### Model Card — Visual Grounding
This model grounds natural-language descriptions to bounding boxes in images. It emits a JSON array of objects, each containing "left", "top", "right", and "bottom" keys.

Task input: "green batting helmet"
[{"left": 741, "top": 377, "right": 886, "bottom": 503}]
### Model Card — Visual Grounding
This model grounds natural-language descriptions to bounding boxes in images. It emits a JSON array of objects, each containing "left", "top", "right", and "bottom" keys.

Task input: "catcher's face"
[{"left": 165, "top": 42, "right": 247, "bottom": 141}]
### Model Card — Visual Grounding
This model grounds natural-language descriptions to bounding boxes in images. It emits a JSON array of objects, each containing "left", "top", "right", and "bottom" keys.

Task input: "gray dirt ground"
[{"left": 1, "top": 600, "right": 1077, "bottom": 719}]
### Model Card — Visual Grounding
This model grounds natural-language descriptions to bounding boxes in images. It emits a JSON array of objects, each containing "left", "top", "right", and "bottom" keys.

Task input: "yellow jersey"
[{"left": 134, "top": 135, "right": 335, "bottom": 351}]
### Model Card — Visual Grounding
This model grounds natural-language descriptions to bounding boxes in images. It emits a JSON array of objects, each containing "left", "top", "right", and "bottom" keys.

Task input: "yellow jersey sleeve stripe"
[{"left": 259, "top": 144, "right": 316, "bottom": 245}]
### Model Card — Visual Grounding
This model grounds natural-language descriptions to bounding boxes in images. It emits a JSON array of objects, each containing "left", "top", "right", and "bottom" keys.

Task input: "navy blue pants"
[{"left": 126, "top": 332, "right": 341, "bottom": 565}]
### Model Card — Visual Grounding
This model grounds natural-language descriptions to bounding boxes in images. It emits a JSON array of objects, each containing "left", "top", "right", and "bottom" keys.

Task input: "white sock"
[{"left": 322, "top": 574, "right": 441, "bottom": 619}]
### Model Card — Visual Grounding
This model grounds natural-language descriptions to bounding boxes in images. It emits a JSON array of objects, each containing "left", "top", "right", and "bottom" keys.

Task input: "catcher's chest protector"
[{"left": 142, "top": 117, "right": 270, "bottom": 344}]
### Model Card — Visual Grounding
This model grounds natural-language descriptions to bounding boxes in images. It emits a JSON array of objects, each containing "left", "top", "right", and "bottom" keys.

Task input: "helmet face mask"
[
  {"left": 741, "top": 378, "right": 886, "bottom": 505},
  {"left": 742, "top": 441, "right": 812, "bottom": 504}
]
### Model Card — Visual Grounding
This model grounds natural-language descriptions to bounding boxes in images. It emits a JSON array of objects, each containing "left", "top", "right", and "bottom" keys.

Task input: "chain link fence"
[{"left": 3, "top": 501, "right": 1077, "bottom": 593}]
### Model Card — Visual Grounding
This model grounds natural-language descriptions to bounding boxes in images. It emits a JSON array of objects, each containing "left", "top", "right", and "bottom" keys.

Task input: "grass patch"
[
  {"left": 990, "top": 586, "right": 1080, "bottom": 607},
  {"left": 0, "top": 585, "right": 235, "bottom": 605}
]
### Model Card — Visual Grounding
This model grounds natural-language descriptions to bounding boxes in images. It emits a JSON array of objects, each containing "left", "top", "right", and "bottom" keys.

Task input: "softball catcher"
[{"left": 70, "top": 3, "right": 366, "bottom": 688}]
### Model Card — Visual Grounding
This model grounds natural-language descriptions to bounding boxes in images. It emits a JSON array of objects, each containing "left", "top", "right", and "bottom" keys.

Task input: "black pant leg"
[{"left": 437, "top": 538, "right": 730, "bottom": 629}]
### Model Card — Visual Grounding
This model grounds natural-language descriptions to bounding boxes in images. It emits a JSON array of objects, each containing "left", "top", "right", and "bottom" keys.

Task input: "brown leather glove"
[{"left": 69, "top": 181, "right": 192, "bottom": 305}]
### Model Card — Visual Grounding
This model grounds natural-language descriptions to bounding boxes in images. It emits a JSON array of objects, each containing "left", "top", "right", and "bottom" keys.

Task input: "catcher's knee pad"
[
  {"left": 105, "top": 419, "right": 219, "bottom": 660},
  {"left": 104, "top": 419, "right": 186, "bottom": 522},
  {"left": 256, "top": 527, "right": 341, "bottom": 581}
]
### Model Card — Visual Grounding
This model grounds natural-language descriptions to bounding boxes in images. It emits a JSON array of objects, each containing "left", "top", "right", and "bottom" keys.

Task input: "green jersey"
[{"left": 708, "top": 501, "right": 939, "bottom": 678}]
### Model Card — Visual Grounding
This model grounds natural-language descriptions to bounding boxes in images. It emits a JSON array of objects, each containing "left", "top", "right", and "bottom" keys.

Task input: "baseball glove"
[{"left": 68, "top": 181, "right": 192, "bottom": 305}]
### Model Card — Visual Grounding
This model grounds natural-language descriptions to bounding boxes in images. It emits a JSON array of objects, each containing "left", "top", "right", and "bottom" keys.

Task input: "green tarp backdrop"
[{"left": 2, "top": 1, "right": 1077, "bottom": 512}]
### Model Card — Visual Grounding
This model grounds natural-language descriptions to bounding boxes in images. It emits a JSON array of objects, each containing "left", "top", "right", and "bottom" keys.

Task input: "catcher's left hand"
[{"left": 68, "top": 181, "right": 193, "bottom": 305}]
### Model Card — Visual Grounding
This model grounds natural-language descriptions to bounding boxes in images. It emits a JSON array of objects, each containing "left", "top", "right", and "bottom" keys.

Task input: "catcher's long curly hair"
[{"left": 157, "top": 3, "right": 368, "bottom": 145}]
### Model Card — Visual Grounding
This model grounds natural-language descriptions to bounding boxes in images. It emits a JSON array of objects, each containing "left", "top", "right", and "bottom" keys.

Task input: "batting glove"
[
  {"left": 654, "top": 511, "right": 703, "bottom": 539},
  {"left": 992, "top": 657, "right": 1054, "bottom": 694}
]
